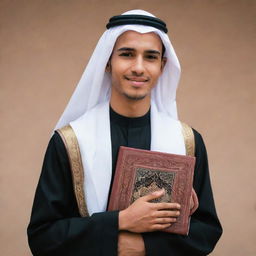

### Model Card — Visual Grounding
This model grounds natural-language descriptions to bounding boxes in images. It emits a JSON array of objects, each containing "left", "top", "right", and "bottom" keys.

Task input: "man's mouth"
[{"left": 124, "top": 76, "right": 149, "bottom": 86}]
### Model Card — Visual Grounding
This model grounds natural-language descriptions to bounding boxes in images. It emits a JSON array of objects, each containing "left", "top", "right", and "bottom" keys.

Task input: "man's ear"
[
  {"left": 161, "top": 57, "right": 167, "bottom": 72},
  {"left": 105, "top": 60, "right": 111, "bottom": 73}
]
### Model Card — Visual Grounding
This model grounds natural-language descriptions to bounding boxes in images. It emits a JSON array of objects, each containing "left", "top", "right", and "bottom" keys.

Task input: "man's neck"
[{"left": 110, "top": 95, "right": 151, "bottom": 118}]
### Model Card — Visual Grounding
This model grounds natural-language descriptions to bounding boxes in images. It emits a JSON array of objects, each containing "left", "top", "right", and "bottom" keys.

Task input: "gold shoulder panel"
[
  {"left": 56, "top": 125, "right": 89, "bottom": 217},
  {"left": 181, "top": 122, "right": 195, "bottom": 157}
]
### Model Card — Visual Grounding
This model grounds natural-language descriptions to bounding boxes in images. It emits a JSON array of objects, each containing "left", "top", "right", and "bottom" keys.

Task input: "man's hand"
[
  {"left": 119, "top": 189, "right": 180, "bottom": 233},
  {"left": 118, "top": 231, "right": 145, "bottom": 256},
  {"left": 190, "top": 188, "right": 199, "bottom": 215}
]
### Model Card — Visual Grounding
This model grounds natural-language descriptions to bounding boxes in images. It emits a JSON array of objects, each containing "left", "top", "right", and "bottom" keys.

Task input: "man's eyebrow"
[
  {"left": 117, "top": 47, "right": 135, "bottom": 51},
  {"left": 117, "top": 48, "right": 161, "bottom": 55},
  {"left": 145, "top": 50, "right": 161, "bottom": 55}
]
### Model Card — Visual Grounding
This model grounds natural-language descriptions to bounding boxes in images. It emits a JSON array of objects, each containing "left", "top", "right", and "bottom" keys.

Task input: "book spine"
[{"left": 107, "top": 147, "right": 124, "bottom": 211}]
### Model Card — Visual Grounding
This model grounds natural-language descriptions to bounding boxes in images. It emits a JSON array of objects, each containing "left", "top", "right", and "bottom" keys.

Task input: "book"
[{"left": 108, "top": 146, "right": 196, "bottom": 235}]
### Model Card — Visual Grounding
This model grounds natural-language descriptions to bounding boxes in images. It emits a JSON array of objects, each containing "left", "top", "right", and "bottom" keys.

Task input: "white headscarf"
[
  {"left": 55, "top": 10, "right": 185, "bottom": 215},
  {"left": 55, "top": 9, "right": 181, "bottom": 130}
]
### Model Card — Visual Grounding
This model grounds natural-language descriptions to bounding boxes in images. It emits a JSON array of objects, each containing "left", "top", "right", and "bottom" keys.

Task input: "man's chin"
[{"left": 123, "top": 93, "right": 147, "bottom": 101}]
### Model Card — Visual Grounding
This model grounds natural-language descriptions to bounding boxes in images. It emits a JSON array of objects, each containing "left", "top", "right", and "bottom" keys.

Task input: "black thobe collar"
[{"left": 109, "top": 106, "right": 150, "bottom": 128}]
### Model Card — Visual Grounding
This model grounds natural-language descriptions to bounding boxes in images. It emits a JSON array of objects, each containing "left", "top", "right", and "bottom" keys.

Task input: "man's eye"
[
  {"left": 146, "top": 55, "right": 158, "bottom": 60},
  {"left": 119, "top": 52, "right": 133, "bottom": 57}
]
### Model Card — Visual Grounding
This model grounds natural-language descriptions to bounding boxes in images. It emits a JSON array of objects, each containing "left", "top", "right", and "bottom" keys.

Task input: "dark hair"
[{"left": 162, "top": 43, "right": 166, "bottom": 58}]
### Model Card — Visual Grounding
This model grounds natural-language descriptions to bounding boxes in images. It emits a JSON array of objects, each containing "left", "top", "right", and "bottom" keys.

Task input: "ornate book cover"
[{"left": 108, "top": 146, "right": 196, "bottom": 235}]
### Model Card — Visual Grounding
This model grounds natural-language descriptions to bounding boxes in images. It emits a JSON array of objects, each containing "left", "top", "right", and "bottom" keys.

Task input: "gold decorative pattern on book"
[{"left": 131, "top": 167, "right": 176, "bottom": 203}]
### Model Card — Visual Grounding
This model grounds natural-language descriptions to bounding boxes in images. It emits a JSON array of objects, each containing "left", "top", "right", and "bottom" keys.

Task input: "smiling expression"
[{"left": 108, "top": 31, "right": 166, "bottom": 102}]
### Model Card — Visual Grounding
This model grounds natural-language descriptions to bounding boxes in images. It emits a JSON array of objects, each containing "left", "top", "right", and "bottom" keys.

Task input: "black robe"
[{"left": 27, "top": 108, "right": 222, "bottom": 256}]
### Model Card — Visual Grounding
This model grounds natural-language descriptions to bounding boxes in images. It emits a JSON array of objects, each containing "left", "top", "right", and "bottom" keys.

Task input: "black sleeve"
[
  {"left": 27, "top": 132, "right": 119, "bottom": 256},
  {"left": 142, "top": 130, "right": 223, "bottom": 256}
]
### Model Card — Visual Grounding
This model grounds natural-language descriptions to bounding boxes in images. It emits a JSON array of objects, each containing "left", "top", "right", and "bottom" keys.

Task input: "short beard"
[{"left": 123, "top": 92, "right": 147, "bottom": 101}]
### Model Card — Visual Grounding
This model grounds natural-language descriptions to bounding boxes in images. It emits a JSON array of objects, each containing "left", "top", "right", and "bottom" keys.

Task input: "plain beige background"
[{"left": 1, "top": 0, "right": 255, "bottom": 255}]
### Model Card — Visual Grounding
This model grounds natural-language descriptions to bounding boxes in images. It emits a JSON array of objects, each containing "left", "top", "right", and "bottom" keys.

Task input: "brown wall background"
[{"left": 1, "top": 0, "right": 255, "bottom": 255}]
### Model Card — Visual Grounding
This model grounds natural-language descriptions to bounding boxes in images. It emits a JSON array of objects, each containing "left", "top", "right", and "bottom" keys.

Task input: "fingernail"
[{"left": 154, "top": 189, "right": 163, "bottom": 195}]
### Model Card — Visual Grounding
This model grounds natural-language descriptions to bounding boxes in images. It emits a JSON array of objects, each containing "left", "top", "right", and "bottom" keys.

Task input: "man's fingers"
[
  {"left": 141, "top": 189, "right": 165, "bottom": 202},
  {"left": 190, "top": 188, "right": 199, "bottom": 215},
  {"left": 140, "top": 190, "right": 181, "bottom": 211},
  {"left": 153, "top": 217, "right": 177, "bottom": 224},
  {"left": 151, "top": 223, "right": 172, "bottom": 230},
  {"left": 190, "top": 196, "right": 194, "bottom": 209},
  {"left": 154, "top": 210, "right": 180, "bottom": 218},
  {"left": 154, "top": 202, "right": 181, "bottom": 211}
]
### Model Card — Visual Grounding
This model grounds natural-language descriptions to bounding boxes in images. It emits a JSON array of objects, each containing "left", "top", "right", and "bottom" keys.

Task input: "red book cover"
[{"left": 108, "top": 146, "right": 196, "bottom": 235}]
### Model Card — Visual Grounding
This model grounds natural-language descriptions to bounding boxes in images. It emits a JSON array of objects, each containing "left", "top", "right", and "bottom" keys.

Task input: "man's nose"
[{"left": 131, "top": 56, "right": 145, "bottom": 75}]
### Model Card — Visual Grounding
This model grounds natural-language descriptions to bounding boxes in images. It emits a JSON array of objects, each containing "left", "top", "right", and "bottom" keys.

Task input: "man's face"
[{"left": 108, "top": 30, "right": 166, "bottom": 101}]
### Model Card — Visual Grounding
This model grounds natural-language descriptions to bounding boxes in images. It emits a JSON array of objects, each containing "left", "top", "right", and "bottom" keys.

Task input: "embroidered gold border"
[
  {"left": 181, "top": 122, "right": 195, "bottom": 157},
  {"left": 57, "top": 125, "right": 88, "bottom": 217}
]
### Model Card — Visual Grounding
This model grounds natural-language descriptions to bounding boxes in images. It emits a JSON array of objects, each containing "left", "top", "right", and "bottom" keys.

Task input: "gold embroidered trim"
[
  {"left": 57, "top": 125, "right": 89, "bottom": 217},
  {"left": 181, "top": 122, "right": 195, "bottom": 157}
]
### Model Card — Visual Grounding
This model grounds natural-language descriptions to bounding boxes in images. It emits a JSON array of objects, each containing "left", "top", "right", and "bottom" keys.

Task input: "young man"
[{"left": 27, "top": 10, "right": 222, "bottom": 256}]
